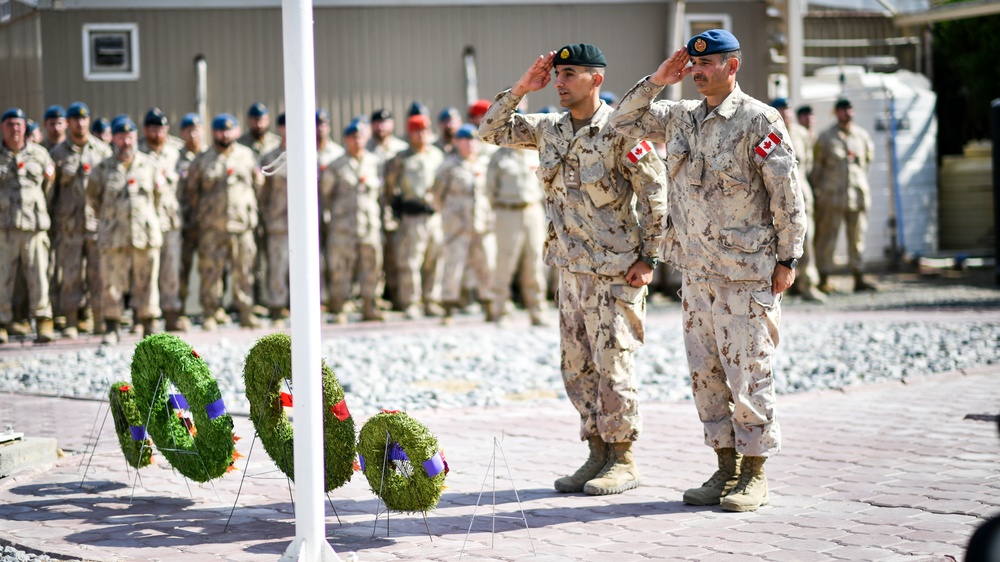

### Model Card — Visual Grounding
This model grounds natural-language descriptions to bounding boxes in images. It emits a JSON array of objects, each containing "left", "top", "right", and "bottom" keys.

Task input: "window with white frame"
[
  {"left": 82, "top": 23, "right": 140, "bottom": 81},
  {"left": 1, "top": 0, "right": 12, "bottom": 24}
]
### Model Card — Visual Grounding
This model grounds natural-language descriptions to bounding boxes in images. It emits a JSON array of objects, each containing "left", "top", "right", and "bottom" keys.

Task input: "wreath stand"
[
  {"left": 460, "top": 434, "right": 534, "bottom": 559},
  {"left": 78, "top": 382, "right": 147, "bottom": 490},
  {"left": 369, "top": 429, "right": 433, "bottom": 542},
  {"left": 224, "top": 361, "right": 342, "bottom": 533}
]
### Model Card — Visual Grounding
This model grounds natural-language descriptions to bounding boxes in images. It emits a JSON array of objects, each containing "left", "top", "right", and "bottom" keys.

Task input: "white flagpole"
[{"left": 279, "top": 0, "right": 341, "bottom": 560}]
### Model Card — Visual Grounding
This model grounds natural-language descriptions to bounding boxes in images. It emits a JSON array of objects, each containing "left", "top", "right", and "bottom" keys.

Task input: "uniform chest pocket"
[
  {"left": 580, "top": 160, "right": 615, "bottom": 207},
  {"left": 537, "top": 144, "right": 562, "bottom": 183}
]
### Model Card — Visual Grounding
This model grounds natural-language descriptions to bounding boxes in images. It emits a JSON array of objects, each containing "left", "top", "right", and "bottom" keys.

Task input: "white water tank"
[{"left": 801, "top": 66, "right": 938, "bottom": 267}]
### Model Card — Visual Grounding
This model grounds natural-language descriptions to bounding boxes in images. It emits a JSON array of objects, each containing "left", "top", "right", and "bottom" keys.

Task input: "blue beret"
[
  {"left": 438, "top": 107, "right": 460, "bottom": 122},
  {"left": 26, "top": 119, "right": 39, "bottom": 134},
  {"left": 2, "top": 108, "right": 26, "bottom": 122},
  {"left": 277, "top": 113, "right": 286, "bottom": 126},
  {"left": 180, "top": 113, "right": 201, "bottom": 129},
  {"left": 212, "top": 113, "right": 238, "bottom": 131},
  {"left": 44, "top": 105, "right": 65, "bottom": 120},
  {"left": 408, "top": 102, "right": 428, "bottom": 117},
  {"left": 247, "top": 102, "right": 268, "bottom": 118},
  {"left": 90, "top": 117, "right": 110, "bottom": 134},
  {"left": 111, "top": 115, "right": 137, "bottom": 134},
  {"left": 66, "top": 102, "right": 89, "bottom": 119},
  {"left": 316, "top": 109, "right": 330, "bottom": 124},
  {"left": 144, "top": 107, "right": 169, "bottom": 126},
  {"left": 770, "top": 97, "right": 789, "bottom": 110},
  {"left": 687, "top": 29, "right": 740, "bottom": 56},
  {"left": 554, "top": 43, "right": 606, "bottom": 68},
  {"left": 454, "top": 124, "right": 477, "bottom": 140},
  {"left": 344, "top": 118, "right": 367, "bottom": 137}
]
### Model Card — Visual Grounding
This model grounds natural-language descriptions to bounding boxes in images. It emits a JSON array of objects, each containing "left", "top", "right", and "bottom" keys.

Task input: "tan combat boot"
[
  {"left": 240, "top": 308, "right": 261, "bottom": 328},
  {"left": 139, "top": 317, "right": 155, "bottom": 338},
  {"left": 62, "top": 309, "right": 79, "bottom": 339},
  {"left": 361, "top": 299, "right": 383, "bottom": 322},
  {"left": 817, "top": 273, "right": 834, "bottom": 294},
  {"left": 554, "top": 436, "right": 608, "bottom": 493},
  {"left": 440, "top": 302, "right": 458, "bottom": 326},
  {"left": 77, "top": 307, "right": 94, "bottom": 334},
  {"left": 35, "top": 317, "right": 55, "bottom": 343},
  {"left": 9, "top": 319, "right": 30, "bottom": 336},
  {"left": 720, "top": 455, "right": 769, "bottom": 512},
  {"left": 583, "top": 441, "right": 640, "bottom": 495},
  {"left": 101, "top": 320, "right": 121, "bottom": 345},
  {"left": 481, "top": 300, "right": 497, "bottom": 323},
  {"left": 213, "top": 307, "right": 231, "bottom": 325},
  {"left": 852, "top": 271, "right": 877, "bottom": 293},
  {"left": 202, "top": 316, "right": 218, "bottom": 332},
  {"left": 0, "top": 325, "right": 7, "bottom": 344},
  {"left": 270, "top": 307, "right": 288, "bottom": 328},
  {"left": 683, "top": 448, "right": 743, "bottom": 506}
]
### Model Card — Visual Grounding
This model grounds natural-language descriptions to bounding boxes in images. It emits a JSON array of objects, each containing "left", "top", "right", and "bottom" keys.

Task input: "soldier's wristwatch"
[
  {"left": 777, "top": 258, "right": 799, "bottom": 270},
  {"left": 639, "top": 255, "right": 660, "bottom": 270}
]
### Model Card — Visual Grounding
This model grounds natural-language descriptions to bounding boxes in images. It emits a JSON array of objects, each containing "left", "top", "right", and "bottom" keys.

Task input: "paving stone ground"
[{"left": 1, "top": 362, "right": 998, "bottom": 561}]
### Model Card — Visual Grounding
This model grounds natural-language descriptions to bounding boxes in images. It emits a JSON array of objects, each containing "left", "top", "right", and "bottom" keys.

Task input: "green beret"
[{"left": 554, "top": 43, "right": 606, "bottom": 68}]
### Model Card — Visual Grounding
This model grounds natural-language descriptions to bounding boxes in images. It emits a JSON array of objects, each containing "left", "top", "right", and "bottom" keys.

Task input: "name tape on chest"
[
  {"left": 626, "top": 140, "right": 653, "bottom": 164},
  {"left": 754, "top": 132, "right": 782, "bottom": 159}
]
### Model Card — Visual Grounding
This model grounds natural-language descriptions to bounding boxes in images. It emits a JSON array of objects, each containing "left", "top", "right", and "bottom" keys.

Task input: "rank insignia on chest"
[
  {"left": 626, "top": 140, "right": 653, "bottom": 164},
  {"left": 754, "top": 131, "right": 782, "bottom": 159}
]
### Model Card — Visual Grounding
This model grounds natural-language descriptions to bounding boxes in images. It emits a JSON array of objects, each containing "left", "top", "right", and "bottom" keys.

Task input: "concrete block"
[{"left": 0, "top": 437, "right": 58, "bottom": 478}]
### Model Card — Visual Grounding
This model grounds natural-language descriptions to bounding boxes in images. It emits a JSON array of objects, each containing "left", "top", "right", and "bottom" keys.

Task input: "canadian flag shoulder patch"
[
  {"left": 754, "top": 131, "right": 782, "bottom": 159},
  {"left": 626, "top": 140, "right": 653, "bottom": 164}
]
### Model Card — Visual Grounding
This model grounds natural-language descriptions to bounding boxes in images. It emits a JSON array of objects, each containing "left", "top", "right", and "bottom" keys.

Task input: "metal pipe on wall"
[{"left": 194, "top": 55, "right": 207, "bottom": 140}]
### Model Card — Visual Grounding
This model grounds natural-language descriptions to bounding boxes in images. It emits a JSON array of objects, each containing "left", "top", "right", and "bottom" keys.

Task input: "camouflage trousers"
[
  {"left": 814, "top": 206, "right": 868, "bottom": 275},
  {"left": 179, "top": 227, "right": 199, "bottom": 313},
  {"left": 439, "top": 229, "right": 495, "bottom": 303},
  {"left": 395, "top": 214, "right": 441, "bottom": 308},
  {"left": 53, "top": 230, "right": 102, "bottom": 318},
  {"left": 680, "top": 276, "right": 782, "bottom": 457},
  {"left": 266, "top": 232, "right": 290, "bottom": 309},
  {"left": 159, "top": 229, "right": 183, "bottom": 313},
  {"left": 198, "top": 230, "right": 256, "bottom": 315},
  {"left": 558, "top": 270, "right": 645, "bottom": 443},
  {"left": 792, "top": 194, "right": 821, "bottom": 292},
  {"left": 101, "top": 246, "right": 161, "bottom": 321},
  {"left": 326, "top": 235, "right": 382, "bottom": 308},
  {"left": 0, "top": 229, "right": 52, "bottom": 323},
  {"left": 492, "top": 205, "right": 546, "bottom": 313}
]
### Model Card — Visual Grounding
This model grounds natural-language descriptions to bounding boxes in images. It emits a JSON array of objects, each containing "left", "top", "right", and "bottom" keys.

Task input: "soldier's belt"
[{"left": 493, "top": 201, "right": 533, "bottom": 210}]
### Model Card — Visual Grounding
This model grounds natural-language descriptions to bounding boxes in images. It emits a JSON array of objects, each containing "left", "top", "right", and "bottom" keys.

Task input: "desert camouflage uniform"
[
  {"left": 433, "top": 151, "right": 495, "bottom": 304},
  {"left": 86, "top": 151, "right": 164, "bottom": 322},
  {"left": 787, "top": 121, "right": 821, "bottom": 293},
  {"left": 139, "top": 141, "right": 184, "bottom": 316},
  {"left": 258, "top": 146, "right": 290, "bottom": 310},
  {"left": 0, "top": 142, "right": 55, "bottom": 325},
  {"left": 237, "top": 131, "right": 282, "bottom": 163},
  {"left": 810, "top": 121, "right": 874, "bottom": 276},
  {"left": 611, "top": 79, "right": 806, "bottom": 457},
  {"left": 480, "top": 90, "right": 668, "bottom": 443},
  {"left": 384, "top": 144, "right": 445, "bottom": 311},
  {"left": 320, "top": 149, "right": 383, "bottom": 311},
  {"left": 366, "top": 134, "right": 409, "bottom": 307},
  {"left": 176, "top": 143, "right": 204, "bottom": 312},
  {"left": 49, "top": 136, "right": 112, "bottom": 325},
  {"left": 317, "top": 141, "right": 346, "bottom": 305},
  {"left": 238, "top": 130, "right": 282, "bottom": 308},
  {"left": 487, "top": 147, "right": 547, "bottom": 318},
  {"left": 185, "top": 144, "right": 263, "bottom": 319}
]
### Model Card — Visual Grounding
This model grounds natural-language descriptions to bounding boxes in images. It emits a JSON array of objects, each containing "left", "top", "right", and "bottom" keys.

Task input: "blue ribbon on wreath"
[
  {"left": 422, "top": 452, "right": 445, "bottom": 477},
  {"left": 168, "top": 393, "right": 189, "bottom": 410},
  {"left": 129, "top": 425, "right": 148, "bottom": 441},
  {"left": 205, "top": 398, "right": 227, "bottom": 420}
]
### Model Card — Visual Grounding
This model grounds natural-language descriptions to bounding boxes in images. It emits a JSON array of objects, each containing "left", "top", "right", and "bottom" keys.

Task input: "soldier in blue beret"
[
  {"left": 66, "top": 102, "right": 89, "bottom": 119},
  {"left": 42, "top": 104, "right": 67, "bottom": 150},
  {"left": 25, "top": 118, "right": 42, "bottom": 144},
  {"left": 238, "top": 102, "right": 280, "bottom": 164},
  {"left": 610, "top": 29, "right": 807, "bottom": 512},
  {"left": 89, "top": 117, "right": 111, "bottom": 144},
  {"left": 770, "top": 97, "right": 789, "bottom": 110},
  {"left": 435, "top": 107, "right": 462, "bottom": 154},
  {"left": 111, "top": 116, "right": 137, "bottom": 134}
]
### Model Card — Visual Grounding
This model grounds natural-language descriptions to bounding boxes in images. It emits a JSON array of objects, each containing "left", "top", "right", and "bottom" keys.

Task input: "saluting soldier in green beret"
[{"left": 479, "top": 43, "right": 668, "bottom": 496}]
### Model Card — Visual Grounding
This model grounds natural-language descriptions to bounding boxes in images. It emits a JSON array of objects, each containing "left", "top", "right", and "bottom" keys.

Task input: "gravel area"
[{"left": 1, "top": 272, "right": 998, "bottom": 418}]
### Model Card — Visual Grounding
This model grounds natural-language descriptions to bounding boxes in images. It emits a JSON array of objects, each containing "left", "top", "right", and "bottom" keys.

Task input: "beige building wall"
[
  {"left": 27, "top": 3, "right": 767, "bottom": 139},
  {"left": 0, "top": 2, "right": 43, "bottom": 118}
]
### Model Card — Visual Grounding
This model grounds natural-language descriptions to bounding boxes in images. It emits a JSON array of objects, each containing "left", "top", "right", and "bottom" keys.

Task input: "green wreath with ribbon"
[
  {"left": 130, "top": 333, "right": 237, "bottom": 482},
  {"left": 243, "top": 332, "right": 356, "bottom": 491},
  {"left": 357, "top": 411, "right": 448, "bottom": 512},
  {"left": 108, "top": 381, "right": 154, "bottom": 469}
]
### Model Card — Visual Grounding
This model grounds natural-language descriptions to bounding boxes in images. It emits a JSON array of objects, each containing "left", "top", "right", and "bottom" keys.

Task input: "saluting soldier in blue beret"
[
  {"left": 479, "top": 43, "right": 669, "bottom": 497},
  {"left": 611, "top": 29, "right": 807, "bottom": 512}
]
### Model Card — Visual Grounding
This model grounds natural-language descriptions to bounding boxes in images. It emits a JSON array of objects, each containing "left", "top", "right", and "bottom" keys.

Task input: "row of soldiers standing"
[{"left": 0, "top": 97, "right": 550, "bottom": 345}]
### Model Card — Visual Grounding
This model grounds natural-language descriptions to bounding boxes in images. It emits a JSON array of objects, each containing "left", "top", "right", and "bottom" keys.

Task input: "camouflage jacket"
[
  {"left": 611, "top": 79, "right": 805, "bottom": 283},
  {"left": 384, "top": 145, "right": 446, "bottom": 208},
  {"left": 257, "top": 145, "right": 289, "bottom": 234},
  {"left": 185, "top": 144, "right": 262, "bottom": 233},
  {"left": 50, "top": 136, "right": 112, "bottom": 235},
  {"left": 479, "top": 89, "right": 667, "bottom": 277},
  {"left": 433, "top": 152, "right": 493, "bottom": 236},
  {"left": 140, "top": 142, "right": 183, "bottom": 232},
  {"left": 810, "top": 122, "right": 874, "bottom": 211},
  {"left": 787, "top": 121, "right": 814, "bottom": 208},
  {"left": 0, "top": 141, "right": 55, "bottom": 232},
  {"left": 87, "top": 151, "right": 164, "bottom": 249},
  {"left": 237, "top": 131, "right": 282, "bottom": 163},
  {"left": 321, "top": 150, "right": 383, "bottom": 243},
  {"left": 487, "top": 147, "right": 543, "bottom": 207}
]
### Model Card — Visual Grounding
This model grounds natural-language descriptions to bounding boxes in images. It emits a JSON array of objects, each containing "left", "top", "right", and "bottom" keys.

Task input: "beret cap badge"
[
  {"left": 560, "top": 48, "right": 570, "bottom": 59},
  {"left": 694, "top": 38, "right": 707, "bottom": 53}
]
